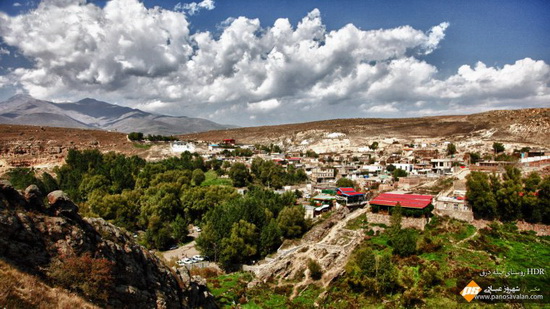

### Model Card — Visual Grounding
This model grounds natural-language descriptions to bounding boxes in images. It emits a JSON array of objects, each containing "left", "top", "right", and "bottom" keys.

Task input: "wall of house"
[{"left": 434, "top": 209, "right": 474, "bottom": 222}]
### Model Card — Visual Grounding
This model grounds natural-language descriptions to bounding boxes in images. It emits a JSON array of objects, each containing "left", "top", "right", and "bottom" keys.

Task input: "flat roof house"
[
  {"left": 370, "top": 193, "right": 433, "bottom": 216},
  {"left": 336, "top": 187, "right": 366, "bottom": 207}
]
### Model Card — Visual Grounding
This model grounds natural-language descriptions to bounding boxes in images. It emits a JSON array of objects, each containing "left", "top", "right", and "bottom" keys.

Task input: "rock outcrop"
[{"left": 0, "top": 182, "right": 216, "bottom": 308}]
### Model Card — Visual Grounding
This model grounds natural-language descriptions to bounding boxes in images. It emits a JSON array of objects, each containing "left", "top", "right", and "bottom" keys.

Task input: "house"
[
  {"left": 361, "top": 164, "right": 383, "bottom": 175},
  {"left": 434, "top": 190, "right": 473, "bottom": 222},
  {"left": 470, "top": 160, "right": 515, "bottom": 173},
  {"left": 171, "top": 141, "right": 196, "bottom": 153},
  {"left": 222, "top": 139, "right": 236, "bottom": 146},
  {"left": 208, "top": 144, "right": 221, "bottom": 152},
  {"left": 336, "top": 187, "right": 366, "bottom": 207},
  {"left": 431, "top": 159, "right": 454, "bottom": 174},
  {"left": 287, "top": 157, "right": 302, "bottom": 164},
  {"left": 393, "top": 163, "right": 414, "bottom": 173},
  {"left": 369, "top": 193, "right": 433, "bottom": 215},
  {"left": 311, "top": 167, "right": 336, "bottom": 184},
  {"left": 312, "top": 194, "right": 337, "bottom": 206}
]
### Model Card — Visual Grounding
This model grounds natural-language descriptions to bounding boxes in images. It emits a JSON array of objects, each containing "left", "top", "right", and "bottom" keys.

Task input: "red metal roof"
[
  {"left": 339, "top": 187, "right": 355, "bottom": 192},
  {"left": 370, "top": 193, "right": 433, "bottom": 209},
  {"left": 337, "top": 187, "right": 364, "bottom": 196}
]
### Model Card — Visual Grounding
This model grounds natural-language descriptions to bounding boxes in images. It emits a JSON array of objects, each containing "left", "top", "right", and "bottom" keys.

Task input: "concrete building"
[
  {"left": 311, "top": 167, "right": 336, "bottom": 184},
  {"left": 431, "top": 159, "right": 454, "bottom": 174}
]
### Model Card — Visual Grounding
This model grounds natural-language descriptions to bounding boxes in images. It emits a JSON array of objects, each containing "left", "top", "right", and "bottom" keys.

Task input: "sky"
[{"left": 0, "top": 0, "right": 549, "bottom": 126}]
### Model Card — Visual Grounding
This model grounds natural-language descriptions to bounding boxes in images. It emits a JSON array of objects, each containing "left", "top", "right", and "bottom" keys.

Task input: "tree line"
[
  {"left": 466, "top": 166, "right": 550, "bottom": 223},
  {"left": 7, "top": 149, "right": 309, "bottom": 253}
]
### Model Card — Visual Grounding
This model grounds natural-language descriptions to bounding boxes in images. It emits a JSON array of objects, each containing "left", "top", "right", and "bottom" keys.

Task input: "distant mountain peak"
[
  {"left": 0, "top": 95, "right": 231, "bottom": 135},
  {"left": 7, "top": 93, "right": 34, "bottom": 101}
]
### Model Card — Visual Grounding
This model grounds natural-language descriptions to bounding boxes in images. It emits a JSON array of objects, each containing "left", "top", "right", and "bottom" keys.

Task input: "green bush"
[{"left": 308, "top": 259, "right": 323, "bottom": 280}]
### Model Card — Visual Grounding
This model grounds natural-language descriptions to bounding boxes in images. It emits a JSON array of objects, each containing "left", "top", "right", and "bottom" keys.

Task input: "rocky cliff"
[{"left": 0, "top": 180, "right": 216, "bottom": 308}]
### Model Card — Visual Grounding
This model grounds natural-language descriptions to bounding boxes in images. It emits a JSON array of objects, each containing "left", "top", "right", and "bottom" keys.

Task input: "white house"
[{"left": 171, "top": 142, "right": 196, "bottom": 153}]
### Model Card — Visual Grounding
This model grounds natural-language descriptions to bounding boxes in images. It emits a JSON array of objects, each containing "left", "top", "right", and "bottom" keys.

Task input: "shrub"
[
  {"left": 308, "top": 259, "right": 323, "bottom": 280},
  {"left": 190, "top": 267, "right": 221, "bottom": 278},
  {"left": 128, "top": 132, "right": 144, "bottom": 141},
  {"left": 47, "top": 252, "right": 114, "bottom": 302},
  {"left": 390, "top": 229, "right": 418, "bottom": 257}
]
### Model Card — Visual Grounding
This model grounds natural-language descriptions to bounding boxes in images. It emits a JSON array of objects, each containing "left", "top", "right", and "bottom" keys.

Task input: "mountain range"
[{"left": 0, "top": 94, "right": 231, "bottom": 135}]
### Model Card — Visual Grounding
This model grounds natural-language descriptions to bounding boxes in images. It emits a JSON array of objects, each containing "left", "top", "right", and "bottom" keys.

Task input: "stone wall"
[
  {"left": 471, "top": 219, "right": 550, "bottom": 236},
  {"left": 434, "top": 209, "right": 474, "bottom": 222},
  {"left": 367, "top": 213, "right": 428, "bottom": 230}
]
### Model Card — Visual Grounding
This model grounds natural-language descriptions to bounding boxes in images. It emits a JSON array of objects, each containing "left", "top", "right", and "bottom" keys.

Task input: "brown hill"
[
  {"left": 0, "top": 181, "right": 216, "bottom": 308},
  {"left": 180, "top": 108, "right": 550, "bottom": 147}
]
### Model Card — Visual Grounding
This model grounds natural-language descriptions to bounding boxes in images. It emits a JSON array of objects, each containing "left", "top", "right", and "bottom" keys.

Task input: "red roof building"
[
  {"left": 336, "top": 187, "right": 364, "bottom": 197},
  {"left": 370, "top": 193, "right": 433, "bottom": 209},
  {"left": 336, "top": 187, "right": 366, "bottom": 207}
]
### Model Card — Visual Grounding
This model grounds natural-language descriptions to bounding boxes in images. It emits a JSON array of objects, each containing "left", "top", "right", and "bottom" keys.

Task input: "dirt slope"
[
  {"left": 247, "top": 207, "right": 369, "bottom": 299},
  {"left": 180, "top": 108, "right": 550, "bottom": 147}
]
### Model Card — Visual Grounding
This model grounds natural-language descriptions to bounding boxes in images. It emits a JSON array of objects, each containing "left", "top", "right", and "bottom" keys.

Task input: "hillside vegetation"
[
  {"left": 0, "top": 259, "right": 98, "bottom": 309},
  {"left": 206, "top": 214, "right": 549, "bottom": 308}
]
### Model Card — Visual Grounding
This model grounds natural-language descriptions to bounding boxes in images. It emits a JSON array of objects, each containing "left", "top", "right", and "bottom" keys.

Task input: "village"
[{"left": 170, "top": 135, "right": 550, "bottom": 227}]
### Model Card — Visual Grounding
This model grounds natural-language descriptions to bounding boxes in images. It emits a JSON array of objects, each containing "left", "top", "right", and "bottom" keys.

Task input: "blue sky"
[{"left": 0, "top": 0, "right": 549, "bottom": 125}]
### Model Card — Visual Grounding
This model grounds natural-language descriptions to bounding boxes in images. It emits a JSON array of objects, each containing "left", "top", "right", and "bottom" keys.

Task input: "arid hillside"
[
  {"left": 180, "top": 108, "right": 550, "bottom": 148},
  {"left": 0, "top": 181, "right": 216, "bottom": 308},
  {"left": 0, "top": 124, "right": 175, "bottom": 174}
]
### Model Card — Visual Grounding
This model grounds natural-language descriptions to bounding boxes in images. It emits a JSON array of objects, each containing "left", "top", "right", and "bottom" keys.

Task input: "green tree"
[
  {"left": 128, "top": 132, "right": 144, "bottom": 141},
  {"left": 305, "top": 150, "right": 319, "bottom": 158},
  {"left": 180, "top": 186, "right": 238, "bottom": 225},
  {"left": 192, "top": 169, "right": 205, "bottom": 186},
  {"left": 389, "top": 203, "right": 403, "bottom": 236},
  {"left": 495, "top": 166, "right": 522, "bottom": 221},
  {"left": 370, "top": 141, "right": 379, "bottom": 150},
  {"left": 493, "top": 142, "right": 505, "bottom": 153},
  {"left": 79, "top": 174, "right": 110, "bottom": 199},
  {"left": 336, "top": 177, "right": 355, "bottom": 188},
  {"left": 228, "top": 163, "right": 251, "bottom": 187},
  {"left": 171, "top": 214, "right": 188, "bottom": 243},
  {"left": 446, "top": 143, "right": 457, "bottom": 155},
  {"left": 523, "top": 172, "right": 541, "bottom": 192},
  {"left": 386, "top": 164, "right": 396, "bottom": 172},
  {"left": 391, "top": 229, "right": 418, "bottom": 257},
  {"left": 538, "top": 177, "right": 550, "bottom": 224},
  {"left": 466, "top": 172, "right": 498, "bottom": 220},
  {"left": 392, "top": 168, "right": 408, "bottom": 181},
  {"left": 355, "top": 247, "right": 376, "bottom": 277},
  {"left": 260, "top": 219, "right": 283, "bottom": 256},
  {"left": 376, "top": 253, "right": 398, "bottom": 295},
  {"left": 220, "top": 220, "right": 258, "bottom": 269},
  {"left": 468, "top": 152, "right": 481, "bottom": 164},
  {"left": 277, "top": 206, "right": 306, "bottom": 239}
]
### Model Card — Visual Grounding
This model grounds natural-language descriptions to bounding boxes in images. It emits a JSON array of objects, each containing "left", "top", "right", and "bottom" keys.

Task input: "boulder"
[
  {"left": 0, "top": 179, "right": 13, "bottom": 190},
  {"left": 24, "top": 184, "right": 44, "bottom": 211},
  {"left": 47, "top": 190, "right": 79, "bottom": 218}
]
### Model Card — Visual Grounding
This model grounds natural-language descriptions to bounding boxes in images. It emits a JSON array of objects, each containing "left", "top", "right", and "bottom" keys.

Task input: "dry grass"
[
  {"left": 0, "top": 259, "right": 99, "bottom": 309},
  {"left": 180, "top": 108, "right": 550, "bottom": 147}
]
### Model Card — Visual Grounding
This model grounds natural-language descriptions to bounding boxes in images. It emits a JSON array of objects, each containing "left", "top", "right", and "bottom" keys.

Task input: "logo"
[{"left": 460, "top": 280, "right": 482, "bottom": 302}]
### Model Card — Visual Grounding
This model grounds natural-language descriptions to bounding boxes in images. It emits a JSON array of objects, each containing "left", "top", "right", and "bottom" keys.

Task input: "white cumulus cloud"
[
  {"left": 174, "top": 0, "right": 215, "bottom": 15},
  {"left": 247, "top": 99, "right": 281, "bottom": 112},
  {"left": 0, "top": 0, "right": 548, "bottom": 126}
]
